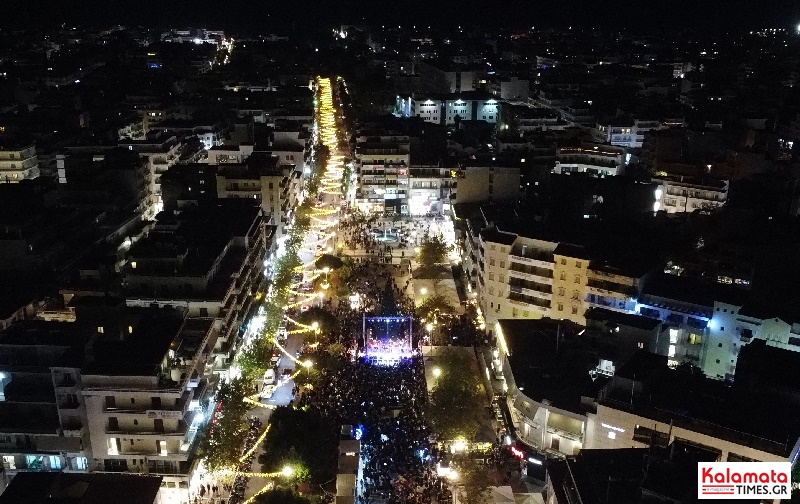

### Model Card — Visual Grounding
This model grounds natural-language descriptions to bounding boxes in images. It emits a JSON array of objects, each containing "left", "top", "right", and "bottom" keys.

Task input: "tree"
[
  {"left": 426, "top": 348, "right": 485, "bottom": 441},
  {"left": 452, "top": 458, "right": 493, "bottom": 504},
  {"left": 253, "top": 488, "right": 311, "bottom": 504},
  {"left": 418, "top": 232, "right": 450, "bottom": 269},
  {"left": 200, "top": 378, "right": 251, "bottom": 472},
  {"left": 258, "top": 406, "right": 338, "bottom": 484},
  {"left": 417, "top": 294, "right": 456, "bottom": 323}
]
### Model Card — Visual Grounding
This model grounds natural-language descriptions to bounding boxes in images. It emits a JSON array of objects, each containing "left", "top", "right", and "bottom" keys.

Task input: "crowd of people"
[{"left": 290, "top": 250, "right": 452, "bottom": 503}]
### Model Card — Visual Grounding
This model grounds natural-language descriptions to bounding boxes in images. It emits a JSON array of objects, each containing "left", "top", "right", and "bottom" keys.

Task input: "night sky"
[{"left": 2, "top": 0, "right": 798, "bottom": 31}]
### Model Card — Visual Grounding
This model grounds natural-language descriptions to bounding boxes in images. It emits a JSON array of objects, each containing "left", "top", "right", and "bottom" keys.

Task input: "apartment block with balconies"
[
  {"left": 123, "top": 201, "right": 271, "bottom": 368},
  {"left": 551, "top": 244, "right": 591, "bottom": 325},
  {"left": 584, "top": 264, "right": 643, "bottom": 314},
  {"left": 0, "top": 322, "right": 90, "bottom": 485},
  {"left": 81, "top": 314, "right": 216, "bottom": 503},
  {"left": 480, "top": 229, "right": 557, "bottom": 326},
  {"left": 354, "top": 134, "right": 411, "bottom": 214},
  {"left": 554, "top": 142, "right": 627, "bottom": 177},
  {"left": 120, "top": 135, "right": 182, "bottom": 218},
  {"left": 653, "top": 175, "right": 728, "bottom": 214},
  {"left": 0, "top": 143, "right": 40, "bottom": 183},
  {"left": 215, "top": 153, "right": 297, "bottom": 238}
]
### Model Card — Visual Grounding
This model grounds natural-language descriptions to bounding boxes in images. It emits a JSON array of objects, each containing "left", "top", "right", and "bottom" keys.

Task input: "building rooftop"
[
  {"left": 480, "top": 227, "right": 517, "bottom": 246},
  {"left": 83, "top": 307, "right": 184, "bottom": 377},
  {"left": 584, "top": 308, "right": 661, "bottom": 332},
  {"left": 601, "top": 351, "right": 800, "bottom": 457},
  {"left": 0, "top": 472, "right": 162, "bottom": 504},
  {"left": 498, "top": 318, "right": 604, "bottom": 415}
]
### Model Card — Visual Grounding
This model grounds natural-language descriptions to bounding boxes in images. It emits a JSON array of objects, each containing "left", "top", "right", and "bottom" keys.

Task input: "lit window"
[
  {"left": 668, "top": 344, "right": 676, "bottom": 358},
  {"left": 669, "top": 328, "right": 678, "bottom": 344},
  {"left": 607, "top": 431, "right": 616, "bottom": 440},
  {"left": 2, "top": 456, "right": 15, "bottom": 470},
  {"left": 107, "top": 438, "right": 119, "bottom": 456},
  {"left": 159, "top": 440, "right": 168, "bottom": 456},
  {"left": 128, "top": 326, "right": 133, "bottom": 334},
  {"left": 75, "top": 457, "right": 88, "bottom": 470},
  {"left": 131, "top": 261, "right": 137, "bottom": 269},
  {"left": 49, "top": 456, "right": 61, "bottom": 469},
  {"left": 97, "top": 327, "right": 104, "bottom": 334}
]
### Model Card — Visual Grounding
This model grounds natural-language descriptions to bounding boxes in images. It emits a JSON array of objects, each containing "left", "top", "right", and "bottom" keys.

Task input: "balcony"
[
  {"left": 508, "top": 293, "right": 550, "bottom": 309},
  {"left": 510, "top": 285, "right": 553, "bottom": 300},
  {"left": 508, "top": 265, "right": 553, "bottom": 283},
  {"left": 106, "top": 420, "right": 189, "bottom": 437},
  {"left": 546, "top": 426, "right": 582, "bottom": 442},
  {"left": 104, "top": 392, "right": 191, "bottom": 417},
  {"left": 586, "top": 279, "right": 636, "bottom": 298},
  {"left": 508, "top": 253, "right": 554, "bottom": 270}
]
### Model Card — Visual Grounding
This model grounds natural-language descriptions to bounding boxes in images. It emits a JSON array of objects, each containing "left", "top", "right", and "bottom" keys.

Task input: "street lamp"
[
  {"left": 302, "top": 360, "right": 314, "bottom": 368},
  {"left": 432, "top": 366, "right": 442, "bottom": 377},
  {"left": 281, "top": 466, "right": 294, "bottom": 477},
  {"left": 420, "top": 287, "right": 427, "bottom": 296},
  {"left": 311, "top": 321, "right": 319, "bottom": 330},
  {"left": 425, "top": 322, "right": 433, "bottom": 332}
]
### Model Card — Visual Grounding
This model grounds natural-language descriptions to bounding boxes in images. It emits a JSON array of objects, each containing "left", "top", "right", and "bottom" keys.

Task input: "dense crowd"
[{"left": 292, "top": 253, "right": 448, "bottom": 503}]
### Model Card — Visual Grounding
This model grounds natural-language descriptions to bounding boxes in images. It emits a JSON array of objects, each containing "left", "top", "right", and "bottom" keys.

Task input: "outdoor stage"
[{"left": 359, "top": 315, "right": 416, "bottom": 365}]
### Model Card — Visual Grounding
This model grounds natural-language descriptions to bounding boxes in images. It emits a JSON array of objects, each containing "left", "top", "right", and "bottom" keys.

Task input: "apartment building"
[
  {"left": 120, "top": 135, "right": 183, "bottom": 217},
  {"left": 207, "top": 144, "right": 255, "bottom": 166},
  {"left": 81, "top": 316, "right": 215, "bottom": 504},
  {"left": 407, "top": 165, "right": 457, "bottom": 216},
  {"left": 0, "top": 143, "right": 40, "bottom": 183},
  {"left": 478, "top": 227, "right": 641, "bottom": 326},
  {"left": 0, "top": 322, "right": 90, "bottom": 483},
  {"left": 593, "top": 118, "right": 664, "bottom": 148},
  {"left": 551, "top": 245, "right": 591, "bottom": 325},
  {"left": 586, "top": 353, "right": 800, "bottom": 465},
  {"left": 553, "top": 142, "right": 627, "bottom": 177},
  {"left": 215, "top": 153, "right": 299, "bottom": 237},
  {"left": 123, "top": 202, "right": 271, "bottom": 365},
  {"left": 354, "top": 134, "right": 411, "bottom": 214},
  {"left": 0, "top": 307, "right": 215, "bottom": 504},
  {"left": 497, "top": 329, "right": 800, "bottom": 467},
  {"left": 653, "top": 175, "right": 728, "bottom": 213},
  {"left": 411, "top": 93, "right": 501, "bottom": 126}
]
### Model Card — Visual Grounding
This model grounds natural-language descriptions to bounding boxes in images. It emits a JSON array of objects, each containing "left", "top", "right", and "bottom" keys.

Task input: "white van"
[{"left": 263, "top": 369, "right": 276, "bottom": 386}]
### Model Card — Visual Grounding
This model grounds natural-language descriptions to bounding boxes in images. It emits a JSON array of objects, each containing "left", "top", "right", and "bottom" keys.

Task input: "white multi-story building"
[
  {"left": 354, "top": 134, "right": 411, "bottom": 214},
  {"left": 594, "top": 118, "right": 664, "bottom": 148},
  {"left": 553, "top": 142, "right": 627, "bottom": 177},
  {"left": 0, "top": 143, "right": 39, "bottom": 183},
  {"left": 411, "top": 93, "right": 501, "bottom": 126},
  {"left": 653, "top": 175, "right": 728, "bottom": 213}
]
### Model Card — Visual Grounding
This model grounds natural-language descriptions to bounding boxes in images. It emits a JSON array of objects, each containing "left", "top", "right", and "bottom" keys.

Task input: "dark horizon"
[{"left": 2, "top": 0, "right": 798, "bottom": 33}]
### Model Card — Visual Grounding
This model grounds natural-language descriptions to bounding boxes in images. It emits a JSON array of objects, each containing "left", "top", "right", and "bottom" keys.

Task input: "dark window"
[
  {"left": 633, "top": 425, "right": 669, "bottom": 447},
  {"left": 789, "top": 337, "right": 800, "bottom": 347},
  {"left": 105, "top": 396, "right": 116, "bottom": 409},
  {"left": 154, "top": 419, "right": 164, "bottom": 433},
  {"left": 108, "top": 417, "right": 119, "bottom": 431}
]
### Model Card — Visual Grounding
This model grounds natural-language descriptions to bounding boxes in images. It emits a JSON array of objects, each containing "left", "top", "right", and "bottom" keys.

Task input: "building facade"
[{"left": 0, "top": 144, "right": 40, "bottom": 183}]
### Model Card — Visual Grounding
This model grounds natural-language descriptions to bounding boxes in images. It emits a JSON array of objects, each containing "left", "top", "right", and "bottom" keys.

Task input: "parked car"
[{"left": 261, "top": 384, "right": 276, "bottom": 399}]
